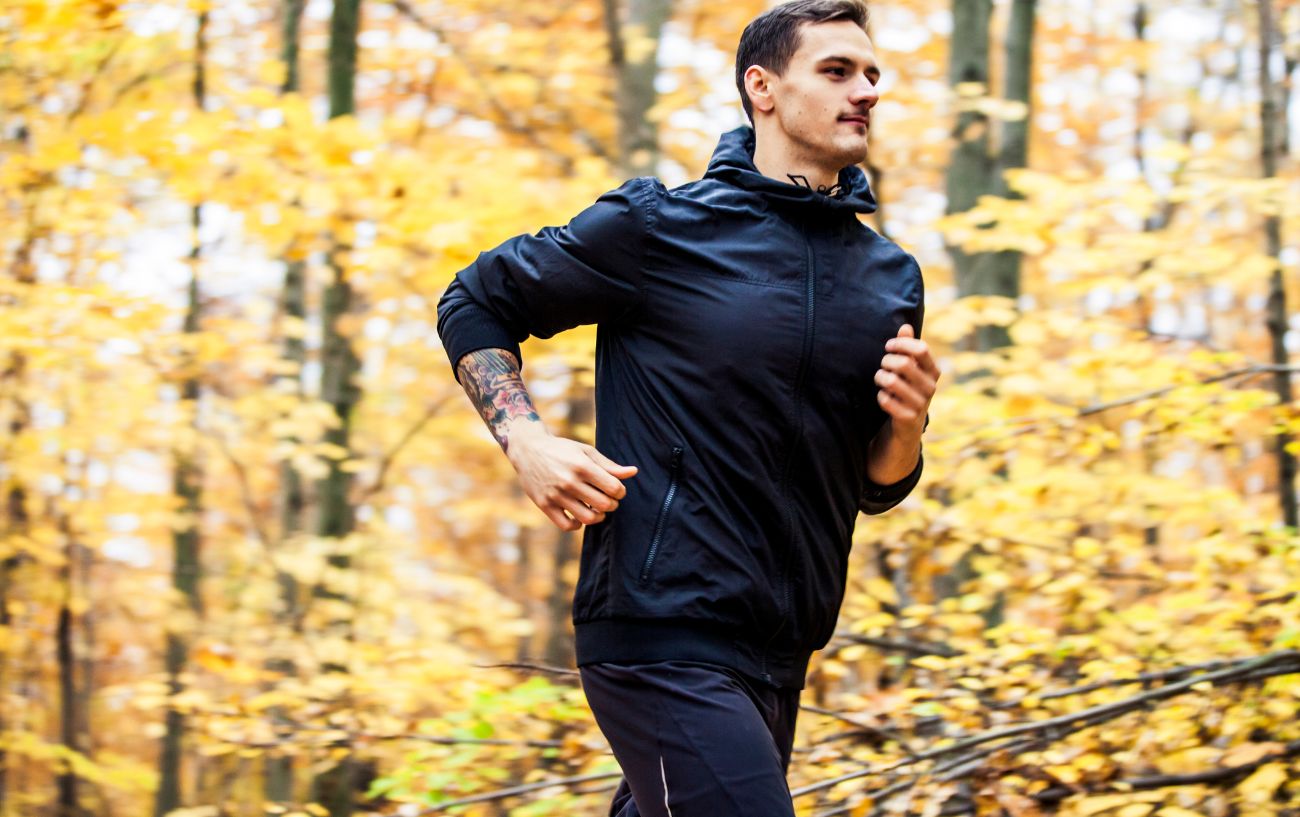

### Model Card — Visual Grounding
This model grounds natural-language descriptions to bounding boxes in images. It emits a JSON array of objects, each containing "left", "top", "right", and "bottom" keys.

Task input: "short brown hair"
[{"left": 734, "top": 0, "right": 871, "bottom": 124}]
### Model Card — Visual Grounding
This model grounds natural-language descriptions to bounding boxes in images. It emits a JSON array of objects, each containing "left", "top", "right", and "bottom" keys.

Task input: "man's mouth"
[{"left": 840, "top": 115, "right": 869, "bottom": 126}]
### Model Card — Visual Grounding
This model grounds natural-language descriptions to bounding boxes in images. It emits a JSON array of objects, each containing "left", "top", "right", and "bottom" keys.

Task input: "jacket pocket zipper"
[{"left": 639, "top": 446, "right": 684, "bottom": 584}]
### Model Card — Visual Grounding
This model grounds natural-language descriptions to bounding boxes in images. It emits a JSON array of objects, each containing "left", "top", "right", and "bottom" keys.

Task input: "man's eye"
[{"left": 826, "top": 68, "right": 845, "bottom": 76}]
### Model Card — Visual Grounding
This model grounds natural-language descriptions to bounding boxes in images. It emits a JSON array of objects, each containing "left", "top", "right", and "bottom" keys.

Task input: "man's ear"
[{"left": 744, "top": 65, "right": 776, "bottom": 114}]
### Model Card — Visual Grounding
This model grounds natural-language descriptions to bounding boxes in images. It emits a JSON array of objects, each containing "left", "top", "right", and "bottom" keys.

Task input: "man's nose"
[{"left": 850, "top": 77, "right": 879, "bottom": 108}]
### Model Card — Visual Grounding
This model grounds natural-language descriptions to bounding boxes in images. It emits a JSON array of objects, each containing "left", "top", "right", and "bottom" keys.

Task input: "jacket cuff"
[
  {"left": 859, "top": 448, "right": 924, "bottom": 516},
  {"left": 439, "top": 298, "right": 524, "bottom": 384}
]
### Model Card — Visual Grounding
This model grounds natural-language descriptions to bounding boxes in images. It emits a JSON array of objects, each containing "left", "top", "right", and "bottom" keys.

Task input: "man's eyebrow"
[{"left": 817, "top": 55, "right": 881, "bottom": 75}]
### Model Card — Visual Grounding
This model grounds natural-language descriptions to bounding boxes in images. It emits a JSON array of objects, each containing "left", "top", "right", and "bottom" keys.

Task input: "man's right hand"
[
  {"left": 451, "top": 347, "right": 636, "bottom": 531},
  {"left": 506, "top": 423, "right": 638, "bottom": 532}
]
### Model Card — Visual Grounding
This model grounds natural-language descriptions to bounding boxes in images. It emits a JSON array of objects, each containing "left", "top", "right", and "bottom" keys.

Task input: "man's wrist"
[
  {"left": 866, "top": 418, "right": 924, "bottom": 485},
  {"left": 891, "top": 419, "right": 925, "bottom": 446},
  {"left": 503, "top": 418, "right": 551, "bottom": 461}
]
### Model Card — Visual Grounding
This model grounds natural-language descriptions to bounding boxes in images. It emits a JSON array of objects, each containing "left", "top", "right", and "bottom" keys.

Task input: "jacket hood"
[{"left": 703, "top": 125, "right": 878, "bottom": 215}]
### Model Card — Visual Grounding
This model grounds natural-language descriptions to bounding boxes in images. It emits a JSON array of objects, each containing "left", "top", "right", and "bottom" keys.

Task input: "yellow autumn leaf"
[
  {"left": 1073, "top": 752, "right": 1109, "bottom": 772},
  {"left": 1076, "top": 794, "right": 1135, "bottom": 816},
  {"left": 1220, "top": 742, "right": 1283, "bottom": 766},
  {"left": 839, "top": 644, "right": 868, "bottom": 661},
  {"left": 865, "top": 577, "right": 898, "bottom": 606},
  {"left": 911, "top": 655, "right": 951, "bottom": 671},
  {"left": 1237, "top": 762, "right": 1287, "bottom": 801}
]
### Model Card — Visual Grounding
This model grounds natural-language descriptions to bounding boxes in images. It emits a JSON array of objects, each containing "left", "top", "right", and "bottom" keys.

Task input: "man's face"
[{"left": 753, "top": 19, "right": 881, "bottom": 170}]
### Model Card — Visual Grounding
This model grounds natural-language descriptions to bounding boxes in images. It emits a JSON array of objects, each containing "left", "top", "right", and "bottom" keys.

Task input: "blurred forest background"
[{"left": 2, "top": 0, "right": 1300, "bottom": 815}]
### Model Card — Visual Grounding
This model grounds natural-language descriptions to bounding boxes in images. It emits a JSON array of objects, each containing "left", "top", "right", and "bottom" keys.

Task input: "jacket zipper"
[
  {"left": 640, "top": 446, "right": 684, "bottom": 584},
  {"left": 760, "top": 222, "right": 817, "bottom": 682}
]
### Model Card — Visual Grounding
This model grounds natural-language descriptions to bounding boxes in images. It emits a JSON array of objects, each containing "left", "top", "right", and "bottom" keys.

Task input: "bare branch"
[
  {"left": 474, "top": 660, "right": 580, "bottom": 678},
  {"left": 412, "top": 771, "right": 624, "bottom": 813},
  {"left": 827, "top": 631, "right": 963, "bottom": 658},
  {"left": 389, "top": 0, "right": 612, "bottom": 164},
  {"left": 206, "top": 427, "right": 276, "bottom": 550},
  {"left": 359, "top": 396, "right": 455, "bottom": 500},
  {"left": 1032, "top": 736, "right": 1300, "bottom": 804},
  {"left": 791, "top": 650, "right": 1300, "bottom": 802},
  {"left": 930, "top": 362, "right": 1300, "bottom": 445},
  {"left": 800, "top": 703, "right": 922, "bottom": 759}
]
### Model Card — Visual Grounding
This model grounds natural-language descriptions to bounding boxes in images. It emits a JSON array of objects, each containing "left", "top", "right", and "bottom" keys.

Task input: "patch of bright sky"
[
  {"left": 110, "top": 197, "right": 284, "bottom": 311},
  {"left": 121, "top": 1, "right": 186, "bottom": 36},
  {"left": 103, "top": 537, "right": 154, "bottom": 568},
  {"left": 871, "top": 6, "right": 931, "bottom": 55}
]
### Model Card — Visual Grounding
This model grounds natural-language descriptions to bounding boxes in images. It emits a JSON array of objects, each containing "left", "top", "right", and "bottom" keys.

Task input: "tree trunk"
[
  {"left": 933, "top": 0, "right": 1034, "bottom": 627},
  {"left": 943, "top": 0, "right": 994, "bottom": 349},
  {"left": 0, "top": 106, "right": 41, "bottom": 817},
  {"left": 1256, "top": 0, "right": 1297, "bottom": 527},
  {"left": 944, "top": 0, "right": 1030, "bottom": 355},
  {"left": 55, "top": 525, "right": 80, "bottom": 816},
  {"left": 931, "top": 0, "right": 993, "bottom": 610},
  {"left": 310, "top": 0, "right": 364, "bottom": 813},
  {"left": 969, "top": 0, "right": 1034, "bottom": 630},
  {"left": 979, "top": 0, "right": 1034, "bottom": 363},
  {"left": 0, "top": 351, "right": 28, "bottom": 817},
  {"left": 603, "top": 0, "right": 672, "bottom": 178},
  {"left": 155, "top": 10, "right": 207, "bottom": 816},
  {"left": 266, "top": 0, "right": 308, "bottom": 805}
]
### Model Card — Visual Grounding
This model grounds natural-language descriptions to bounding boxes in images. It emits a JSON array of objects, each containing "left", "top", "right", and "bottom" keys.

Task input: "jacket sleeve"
[
  {"left": 860, "top": 255, "right": 928, "bottom": 515},
  {"left": 436, "top": 176, "right": 656, "bottom": 384}
]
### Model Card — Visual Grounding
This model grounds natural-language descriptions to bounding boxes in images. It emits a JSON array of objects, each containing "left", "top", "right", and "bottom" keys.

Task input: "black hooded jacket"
[{"left": 437, "top": 125, "right": 927, "bottom": 688}]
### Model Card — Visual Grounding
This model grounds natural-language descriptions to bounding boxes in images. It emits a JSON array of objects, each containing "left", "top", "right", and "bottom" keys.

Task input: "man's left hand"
[{"left": 875, "top": 323, "right": 938, "bottom": 434}]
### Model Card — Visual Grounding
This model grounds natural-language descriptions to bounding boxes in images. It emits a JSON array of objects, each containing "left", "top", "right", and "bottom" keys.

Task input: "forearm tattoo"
[{"left": 456, "top": 348, "right": 541, "bottom": 455}]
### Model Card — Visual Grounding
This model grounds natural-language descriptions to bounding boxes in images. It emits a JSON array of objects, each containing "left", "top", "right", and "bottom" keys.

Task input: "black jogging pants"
[{"left": 579, "top": 659, "right": 802, "bottom": 817}]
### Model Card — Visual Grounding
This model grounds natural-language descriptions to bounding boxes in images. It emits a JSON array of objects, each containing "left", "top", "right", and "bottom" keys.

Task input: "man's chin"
[{"left": 830, "top": 139, "right": 869, "bottom": 169}]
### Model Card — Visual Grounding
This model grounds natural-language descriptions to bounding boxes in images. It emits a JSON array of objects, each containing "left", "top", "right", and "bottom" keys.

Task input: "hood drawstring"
[{"left": 702, "top": 125, "right": 879, "bottom": 215}]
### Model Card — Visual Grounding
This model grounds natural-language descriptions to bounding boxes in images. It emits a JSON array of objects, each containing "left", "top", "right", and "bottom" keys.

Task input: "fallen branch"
[
  {"left": 828, "top": 631, "right": 964, "bottom": 658},
  {"left": 1031, "top": 736, "right": 1300, "bottom": 804},
  {"left": 989, "top": 656, "right": 1240, "bottom": 709},
  {"left": 801, "top": 703, "right": 922, "bottom": 759},
  {"left": 474, "top": 661, "right": 580, "bottom": 678},
  {"left": 220, "top": 729, "right": 564, "bottom": 751},
  {"left": 795, "top": 650, "right": 1299, "bottom": 807},
  {"left": 411, "top": 770, "right": 624, "bottom": 813}
]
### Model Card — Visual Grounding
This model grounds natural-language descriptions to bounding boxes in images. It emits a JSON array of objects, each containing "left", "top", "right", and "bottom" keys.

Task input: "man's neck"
[{"left": 751, "top": 127, "right": 840, "bottom": 191}]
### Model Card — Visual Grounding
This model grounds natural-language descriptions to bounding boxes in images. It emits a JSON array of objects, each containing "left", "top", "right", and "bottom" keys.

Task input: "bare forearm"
[
  {"left": 866, "top": 418, "right": 923, "bottom": 485},
  {"left": 453, "top": 347, "right": 637, "bottom": 532},
  {"left": 455, "top": 348, "right": 548, "bottom": 456}
]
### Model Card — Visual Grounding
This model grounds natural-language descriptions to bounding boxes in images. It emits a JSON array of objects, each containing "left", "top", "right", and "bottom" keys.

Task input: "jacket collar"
[{"left": 702, "top": 125, "right": 878, "bottom": 215}]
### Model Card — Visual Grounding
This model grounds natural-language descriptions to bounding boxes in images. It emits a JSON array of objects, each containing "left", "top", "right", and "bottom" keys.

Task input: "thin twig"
[
  {"left": 990, "top": 656, "right": 1239, "bottom": 709},
  {"left": 360, "top": 395, "right": 455, "bottom": 499},
  {"left": 929, "top": 362, "right": 1300, "bottom": 444},
  {"left": 828, "top": 632, "right": 963, "bottom": 658},
  {"left": 412, "top": 771, "right": 624, "bottom": 813},
  {"left": 389, "top": 0, "right": 611, "bottom": 163},
  {"left": 474, "top": 661, "right": 580, "bottom": 677},
  {"left": 800, "top": 703, "right": 922, "bottom": 759}
]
